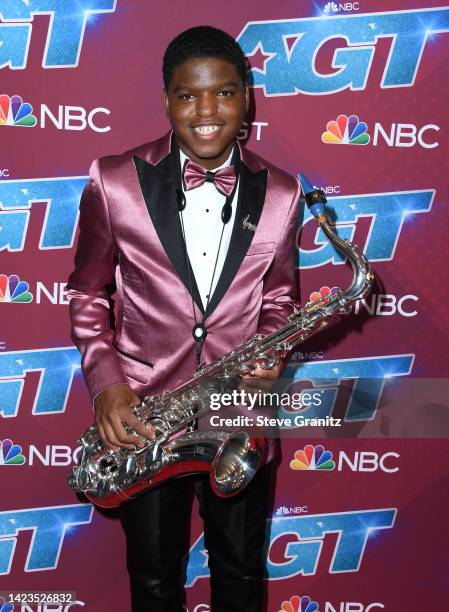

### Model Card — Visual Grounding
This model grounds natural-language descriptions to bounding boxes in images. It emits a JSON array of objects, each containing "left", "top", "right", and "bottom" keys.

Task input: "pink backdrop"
[{"left": 1, "top": 1, "right": 449, "bottom": 610}]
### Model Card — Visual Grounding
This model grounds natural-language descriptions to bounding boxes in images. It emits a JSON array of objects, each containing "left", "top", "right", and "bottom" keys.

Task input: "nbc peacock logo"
[
  {"left": 306, "top": 286, "right": 339, "bottom": 307},
  {"left": 323, "top": 2, "right": 338, "bottom": 14},
  {"left": 0, "top": 439, "right": 25, "bottom": 465},
  {"left": 279, "top": 595, "right": 319, "bottom": 612},
  {"left": 0, "top": 274, "right": 33, "bottom": 303},
  {"left": 290, "top": 444, "right": 335, "bottom": 471},
  {"left": 0, "top": 596, "right": 14, "bottom": 611},
  {"left": 321, "top": 114, "right": 370, "bottom": 145},
  {"left": 0, "top": 94, "right": 37, "bottom": 127}
]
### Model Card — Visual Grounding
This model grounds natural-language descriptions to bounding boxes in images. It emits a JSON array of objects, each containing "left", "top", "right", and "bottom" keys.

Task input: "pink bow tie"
[{"left": 183, "top": 159, "right": 236, "bottom": 197}]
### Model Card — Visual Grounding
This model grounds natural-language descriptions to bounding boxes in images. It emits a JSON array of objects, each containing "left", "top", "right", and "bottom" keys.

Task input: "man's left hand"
[{"left": 240, "top": 358, "right": 285, "bottom": 393}]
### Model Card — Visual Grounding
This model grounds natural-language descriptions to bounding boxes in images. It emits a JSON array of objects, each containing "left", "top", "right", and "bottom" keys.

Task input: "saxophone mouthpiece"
[
  {"left": 299, "top": 173, "right": 316, "bottom": 196},
  {"left": 299, "top": 173, "right": 327, "bottom": 218}
]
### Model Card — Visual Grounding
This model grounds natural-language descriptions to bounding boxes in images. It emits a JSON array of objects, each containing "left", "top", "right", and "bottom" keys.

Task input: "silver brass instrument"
[{"left": 69, "top": 175, "right": 374, "bottom": 508}]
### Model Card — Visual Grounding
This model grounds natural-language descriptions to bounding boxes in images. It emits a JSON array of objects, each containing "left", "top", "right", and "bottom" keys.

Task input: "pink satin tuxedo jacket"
[{"left": 67, "top": 131, "right": 300, "bottom": 462}]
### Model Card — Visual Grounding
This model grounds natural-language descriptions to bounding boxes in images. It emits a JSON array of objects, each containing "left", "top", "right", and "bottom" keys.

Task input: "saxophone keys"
[
  {"left": 117, "top": 456, "right": 139, "bottom": 486},
  {"left": 144, "top": 444, "right": 165, "bottom": 475},
  {"left": 72, "top": 466, "right": 90, "bottom": 490},
  {"left": 95, "top": 477, "right": 111, "bottom": 498}
]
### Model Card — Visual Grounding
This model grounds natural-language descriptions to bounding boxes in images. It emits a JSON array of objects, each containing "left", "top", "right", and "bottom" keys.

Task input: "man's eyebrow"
[
  {"left": 219, "top": 80, "right": 240, "bottom": 88},
  {"left": 172, "top": 80, "right": 241, "bottom": 93}
]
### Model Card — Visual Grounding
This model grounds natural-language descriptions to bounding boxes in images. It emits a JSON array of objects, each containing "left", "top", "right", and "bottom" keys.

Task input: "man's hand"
[
  {"left": 240, "top": 358, "right": 285, "bottom": 393},
  {"left": 94, "top": 383, "right": 156, "bottom": 451}
]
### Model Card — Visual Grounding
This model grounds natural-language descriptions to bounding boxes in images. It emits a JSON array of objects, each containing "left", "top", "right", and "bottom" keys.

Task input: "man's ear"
[
  {"left": 163, "top": 89, "right": 169, "bottom": 117},
  {"left": 244, "top": 86, "right": 250, "bottom": 114}
]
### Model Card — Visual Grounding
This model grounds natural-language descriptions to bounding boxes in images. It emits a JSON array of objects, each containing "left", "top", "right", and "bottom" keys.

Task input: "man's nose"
[{"left": 196, "top": 93, "right": 217, "bottom": 117}]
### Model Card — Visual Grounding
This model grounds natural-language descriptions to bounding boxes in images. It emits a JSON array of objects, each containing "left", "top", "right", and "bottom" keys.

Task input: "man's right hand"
[{"left": 94, "top": 383, "right": 156, "bottom": 451}]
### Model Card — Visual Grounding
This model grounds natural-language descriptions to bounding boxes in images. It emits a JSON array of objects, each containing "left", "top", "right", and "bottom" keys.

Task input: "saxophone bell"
[{"left": 210, "top": 431, "right": 266, "bottom": 496}]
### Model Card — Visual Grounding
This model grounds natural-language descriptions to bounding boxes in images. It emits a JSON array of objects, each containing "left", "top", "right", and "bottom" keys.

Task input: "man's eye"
[
  {"left": 218, "top": 89, "right": 233, "bottom": 96},
  {"left": 179, "top": 93, "right": 194, "bottom": 100}
]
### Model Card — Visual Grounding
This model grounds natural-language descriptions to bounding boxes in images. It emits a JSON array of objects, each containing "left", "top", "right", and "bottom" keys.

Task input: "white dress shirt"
[{"left": 179, "top": 148, "right": 239, "bottom": 309}]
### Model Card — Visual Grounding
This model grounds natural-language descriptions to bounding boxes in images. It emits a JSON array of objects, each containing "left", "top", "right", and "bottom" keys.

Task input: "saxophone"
[{"left": 69, "top": 175, "right": 374, "bottom": 508}]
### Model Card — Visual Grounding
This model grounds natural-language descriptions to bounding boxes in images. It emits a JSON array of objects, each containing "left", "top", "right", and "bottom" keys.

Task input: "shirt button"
[
  {"left": 206, "top": 209, "right": 209, "bottom": 212},
  {"left": 203, "top": 252, "right": 206, "bottom": 256}
]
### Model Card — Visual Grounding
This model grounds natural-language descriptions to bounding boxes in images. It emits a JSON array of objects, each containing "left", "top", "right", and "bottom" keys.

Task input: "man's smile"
[{"left": 192, "top": 124, "right": 224, "bottom": 138}]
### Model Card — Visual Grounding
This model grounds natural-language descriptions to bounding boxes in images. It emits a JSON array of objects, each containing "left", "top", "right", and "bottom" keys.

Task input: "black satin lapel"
[
  {"left": 133, "top": 154, "right": 204, "bottom": 314},
  {"left": 205, "top": 163, "right": 268, "bottom": 318}
]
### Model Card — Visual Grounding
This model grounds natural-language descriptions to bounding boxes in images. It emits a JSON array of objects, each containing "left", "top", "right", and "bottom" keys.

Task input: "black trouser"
[{"left": 119, "top": 463, "right": 273, "bottom": 612}]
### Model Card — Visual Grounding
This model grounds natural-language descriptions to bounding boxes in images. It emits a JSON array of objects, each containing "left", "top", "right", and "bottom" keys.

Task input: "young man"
[{"left": 67, "top": 26, "right": 300, "bottom": 612}]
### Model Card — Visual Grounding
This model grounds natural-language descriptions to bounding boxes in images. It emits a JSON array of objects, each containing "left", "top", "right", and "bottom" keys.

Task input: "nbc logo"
[
  {"left": 322, "top": 114, "right": 370, "bottom": 145},
  {"left": 279, "top": 595, "right": 319, "bottom": 612},
  {"left": 0, "top": 439, "right": 26, "bottom": 465},
  {"left": 275, "top": 505, "right": 309, "bottom": 515},
  {"left": 0, "top": 597, "right": 14, "bottom": 612},
  {"left": 0, "top": 94, "right": 37, "bottom": 127},
  {"left": 323, "top": 2, "right": 338, "bottom": 14},
  {"left": 290, "top": 445, "right": 335, "bottom": 471},
  {"left": 306, "top": 286, "right": 339, "bottom": 307},
  {"left": 291, "top": 446, "right": 400, "bottom": 473},
  {"left": 322, "top": 2, "right": 360, "bottom": 15},
  {"left": 0, "top": 274, "right": 33, "bottom": 303}
]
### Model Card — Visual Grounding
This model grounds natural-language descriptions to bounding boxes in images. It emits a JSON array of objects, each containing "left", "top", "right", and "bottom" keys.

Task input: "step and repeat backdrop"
[{"left": 1, "top": 1, "right": 449, "bottom": 610}]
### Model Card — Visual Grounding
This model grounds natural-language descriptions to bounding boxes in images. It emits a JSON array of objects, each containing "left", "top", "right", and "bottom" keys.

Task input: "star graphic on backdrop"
[{"left": 245, "top": 42, "right": 277, "bottom": 75}]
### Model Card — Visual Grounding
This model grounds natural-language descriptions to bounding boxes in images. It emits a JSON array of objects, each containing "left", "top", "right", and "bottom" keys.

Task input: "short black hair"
[{"left": 163, "top": 25, "right": 248, "bottom": 90}]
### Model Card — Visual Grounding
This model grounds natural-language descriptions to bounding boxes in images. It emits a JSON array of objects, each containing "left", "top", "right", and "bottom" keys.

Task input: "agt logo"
[
  {"left": 306, "top": 286, "right": 419, "bottom": 317},
  {"left": 238, "top": 8, "right": 449, "bottom": 96},
  {"left": 0, "top": 94, "right": 110, "bottom": 132},
  {"left": 0, "top": 350, "right": 413, "bottom": 419},
  {"left": 186, "top": 508, "right": 397, "bottom": 585},
  {"left": 0, "top": 439, "right": 82, "bottom": 466},
  {"left": 323, "top": 3, "right": 360, "bottom": 16},
  {"left": 0, "top": 177, "right": 429, "bottom": 261},
  {"left": 0, "top": 275, "right": 70, "bottom": 305},
  {"left": 279, "top": 595, "right": 384, "bottom": 612},
  {"left": 290, "top": 445, "right": 400, "bottom": 473},
  {"left": 298, "top": 188, "right": 434, "bottom": 269},
  {"left": 0, "top": 504, "right": 93, "bottom": 574},
  {"left": 322, "top": 114, "right": 440, "bottom": 149},
  {"left": 0, "top": 1, "right": 117, "bottom": 69}
]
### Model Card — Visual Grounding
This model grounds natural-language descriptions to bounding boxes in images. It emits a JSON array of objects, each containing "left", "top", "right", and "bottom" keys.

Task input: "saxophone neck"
[
  {"left": 300, "top": 174, "right": 374, "bottom": 305},
  {"left": 317, "top": 215, "right": 374, "bottom": 304}
]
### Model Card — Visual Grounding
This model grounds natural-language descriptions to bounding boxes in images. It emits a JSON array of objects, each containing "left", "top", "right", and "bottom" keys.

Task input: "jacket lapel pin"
[{"left": 242, "top": 214, "right": 256, "bottom": 232}]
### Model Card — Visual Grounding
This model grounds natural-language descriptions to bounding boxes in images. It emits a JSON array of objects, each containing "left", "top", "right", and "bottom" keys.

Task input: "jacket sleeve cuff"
[{"left": 91, "top": 381, "right": 130, "bottom": 410}]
